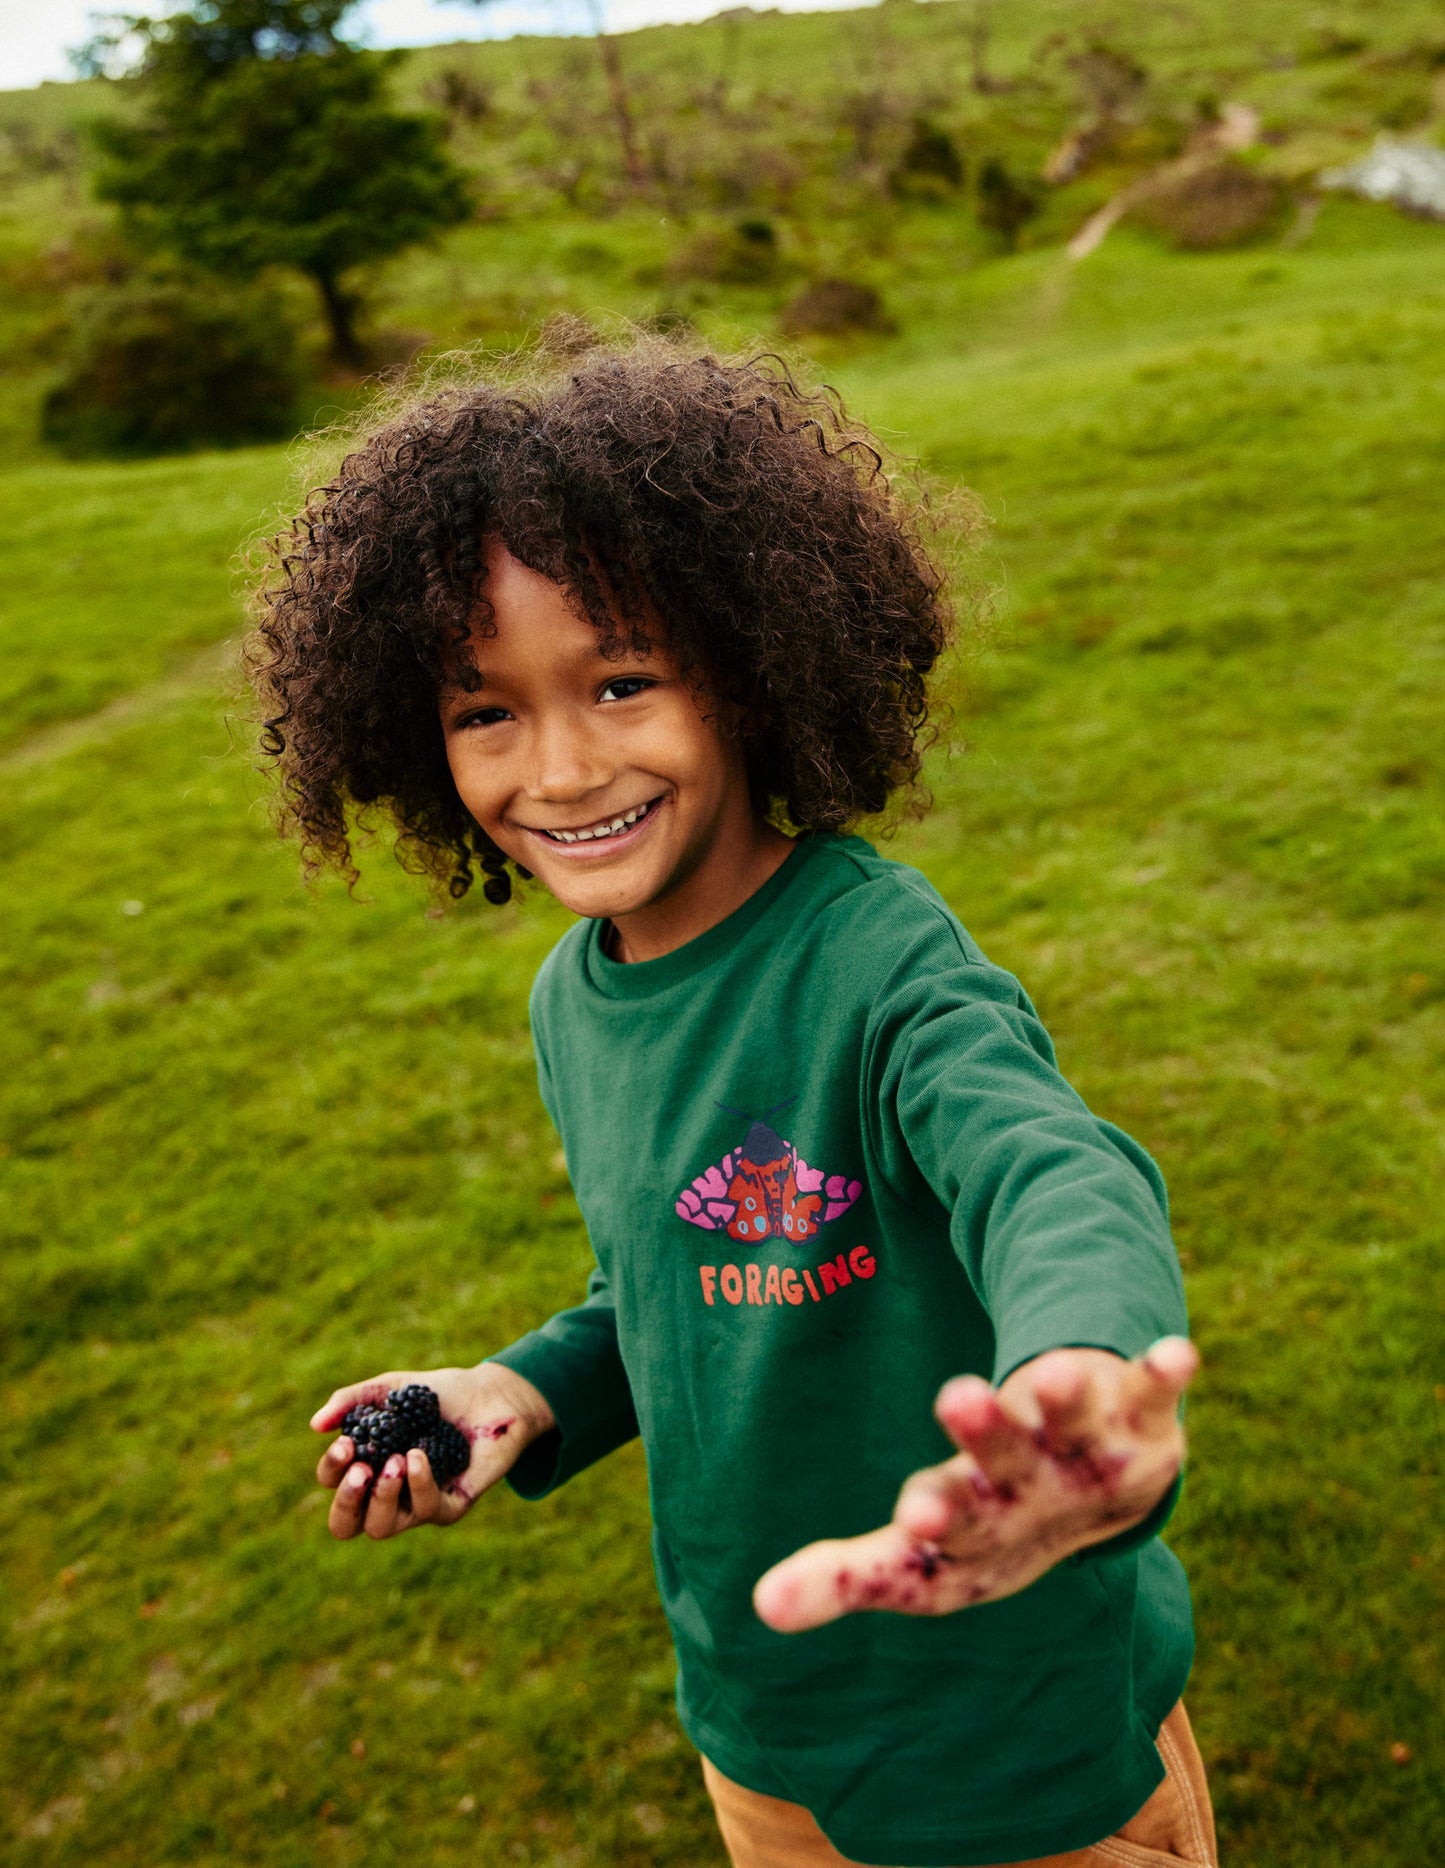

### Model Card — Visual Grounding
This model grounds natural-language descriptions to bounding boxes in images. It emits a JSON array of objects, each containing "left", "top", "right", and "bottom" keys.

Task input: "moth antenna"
[{"left": 712, "top": 1097, "right": 800, "bottom": 1122}]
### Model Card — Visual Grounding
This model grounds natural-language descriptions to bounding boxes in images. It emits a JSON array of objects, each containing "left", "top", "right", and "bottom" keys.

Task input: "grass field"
[{"left": 2, "top": 43, "right": 1444, "bottom": 1866}]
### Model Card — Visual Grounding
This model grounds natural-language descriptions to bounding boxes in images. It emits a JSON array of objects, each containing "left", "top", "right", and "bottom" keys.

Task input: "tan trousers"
[{"left": 703, "top": 1701, "right": 1218, "bottom": 1868}]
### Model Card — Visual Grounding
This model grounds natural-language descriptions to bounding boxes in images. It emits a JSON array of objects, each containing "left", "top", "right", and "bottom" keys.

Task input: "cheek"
[
  {"left": 653, "top": 697, "right": 744, "bottom": 803},
  {"left": 445, "top": 742, "right": 506, "bottom": 830}
]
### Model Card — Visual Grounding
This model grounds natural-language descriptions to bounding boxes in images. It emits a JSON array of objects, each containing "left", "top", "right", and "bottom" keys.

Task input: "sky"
[{"left": 1, "top": 0, "right": 868, "bottom": 91}]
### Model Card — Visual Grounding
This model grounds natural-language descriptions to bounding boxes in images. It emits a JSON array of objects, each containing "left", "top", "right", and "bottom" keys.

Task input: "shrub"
[
  {"left": 41, "top": 276, "right": 303, "bottom": 457},
  {"left": 1130, "top": 159, "right": 1287, "bottom": 250},
  {"left": 779, "top": 278, "right": 895, "bottom": 337},
  {"left": 667, "top": 218, "right": 780, "bottom": 285},
  {"left": 976, "top": 157, "right": 1040, "bottom": 249},
  {"left": 890, "top": 118, "right": 965, "bottom": 199},
  {"left": 424, "top": 66, "right": 492, "bottom": 126}
]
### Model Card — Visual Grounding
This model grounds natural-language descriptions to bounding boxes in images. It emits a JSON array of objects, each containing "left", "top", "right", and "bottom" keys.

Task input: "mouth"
[{"left": 518, "top": 793, "right": 666, "bottom": 857}]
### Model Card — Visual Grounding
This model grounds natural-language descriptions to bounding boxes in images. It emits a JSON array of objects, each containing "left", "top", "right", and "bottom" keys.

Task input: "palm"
[
  {"left": 753, "top": 1338, "right": 1198, "bottom": 1630},
  {"left": 311, "top": 1362, "right": 553, "bottom": 1541}
]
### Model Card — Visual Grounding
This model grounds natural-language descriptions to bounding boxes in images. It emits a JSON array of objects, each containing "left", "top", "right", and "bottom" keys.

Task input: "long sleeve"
[
  {"left": 869, "top": 941, "right": 1188, "bottom": 1382},
  {"left": 490, "top": 968, "right": 640, "bottom": 1497},
  {"left": 866, "top": 927, "right": 1188, "bottom": 1561},
  {"left": 489, "top": 1264, "right": 639, "bottom": 1498}
]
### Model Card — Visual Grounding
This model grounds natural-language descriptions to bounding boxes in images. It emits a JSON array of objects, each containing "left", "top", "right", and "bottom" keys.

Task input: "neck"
[{"left": 608, "top": 814, "right": 795, "bottom": 963}]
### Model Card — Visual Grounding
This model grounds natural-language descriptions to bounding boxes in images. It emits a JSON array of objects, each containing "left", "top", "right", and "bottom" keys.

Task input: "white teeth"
[{"left": 542, "top": 800, "right": 653, "bottom": 843}]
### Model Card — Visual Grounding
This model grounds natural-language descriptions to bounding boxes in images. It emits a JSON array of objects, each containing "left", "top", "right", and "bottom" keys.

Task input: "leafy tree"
[{"left": 86, "top": 0, "right": 471, "bottom": 363}]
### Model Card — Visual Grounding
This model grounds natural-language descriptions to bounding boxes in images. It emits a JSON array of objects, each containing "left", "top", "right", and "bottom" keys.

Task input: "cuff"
[
  {"left": 1069, "top": 1468, "right": 1184, "bottom": 1566},
  {"left": 991, "top": 1337, "right": 1187, "bottom": 1568},
  {"left": 992, "top": 1321, "right": 1174, "bottom": 1390},
  {"left": 487, "top": 1332, "right": 639, "bottom": 1501}
]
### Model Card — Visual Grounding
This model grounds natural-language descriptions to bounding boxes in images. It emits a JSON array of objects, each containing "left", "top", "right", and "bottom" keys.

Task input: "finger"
[
  {"left": 404, "top": 1447, "right": 442, "bottom": 1523},
  {"left": 1103, "top": 1337, "right": 1199, "bottom": 1442},
  {"left": 363, "top": 1455, "right": 407, "bottom": 1540},
  {"left": 1138, "top": 1336, "right": 1199, "bottom": 1411},
  {"left": 316, "top": 1435, "right": 356, "bottom": 1489},
  {"left": 327, "top": 1461, "right": 375, "bottom": 1540},
  {"left": 894, "top": 1456, "right": 991, "bottom": 1543},
  {"left": 310, "top": 1377, "right": 392, "bottom": 1434},
  {"left": 1028, "top": 1351, "right": 1112, "bottom": 1464},
  {"left": 935, "top": 1376, "right": 1043, "bottom": 1496},
  {"left": 755, "top": 1524, "right": 960, "bottom": 1632}
]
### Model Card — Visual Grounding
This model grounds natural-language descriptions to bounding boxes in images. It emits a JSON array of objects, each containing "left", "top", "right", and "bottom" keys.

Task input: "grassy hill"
[
  {"left": 2, "top": 3, "right": 1444, "bottom": 1862},
  {"left": 2, "top": 0, "right": 1445, "bottom": 451}
]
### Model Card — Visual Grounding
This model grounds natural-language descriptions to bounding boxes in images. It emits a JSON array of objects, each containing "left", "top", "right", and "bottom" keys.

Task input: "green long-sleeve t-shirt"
[{"left": 491, "top": 833, "right": 1193, "bottom": 1867}]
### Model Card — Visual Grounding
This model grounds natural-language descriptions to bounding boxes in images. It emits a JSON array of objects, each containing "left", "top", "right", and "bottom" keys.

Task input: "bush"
[
  {"left": 40, "top": 276, "right": 304, "bottom": 458},
  {"left": 423, "top": 65, "right": 492, "bottom": 126},
  {"left": 667, "top": 218, "right": 780, "bottom": 285},
  {"left": 1130, "top": 160, "right": 1287, "bottom": 251},
  {"left": 976, "top": 157, "right": 1040, "bottom": 250},
  {"left": 890, "top": 118, "right": 965, "bottom": 199},
  {"left": 779, "top": 278, "right": 895, "bottom": 337}
]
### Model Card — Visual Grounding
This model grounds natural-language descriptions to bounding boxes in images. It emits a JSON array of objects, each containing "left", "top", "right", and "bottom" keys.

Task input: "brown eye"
[{"left": 599, "top": 677, "right": 653, "bottom": 703}]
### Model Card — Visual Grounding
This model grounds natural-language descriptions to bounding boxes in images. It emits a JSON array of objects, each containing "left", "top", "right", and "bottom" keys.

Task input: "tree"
[
  {"left": 460, "top": 0, "right": 648, "bottom": 195},
  {"left": 87, "top": 0, "right": 471, "bottom": 364}
]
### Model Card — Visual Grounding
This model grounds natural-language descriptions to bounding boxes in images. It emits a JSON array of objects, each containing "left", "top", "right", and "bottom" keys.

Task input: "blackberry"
[
  {"left": 418, "top": 1419, "right": 471, "bottom": 1488},
  {"left": 338, "top": 1384, "right": 469, "bottom": 1491},
  {"left": 390, "top": 1384, "right": 441, "bottom": 1436}
]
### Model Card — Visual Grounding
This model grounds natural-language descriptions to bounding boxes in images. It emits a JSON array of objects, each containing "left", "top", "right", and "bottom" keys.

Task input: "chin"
[{"left": 516, "top": 854, "right": 651, "bottom": 919}]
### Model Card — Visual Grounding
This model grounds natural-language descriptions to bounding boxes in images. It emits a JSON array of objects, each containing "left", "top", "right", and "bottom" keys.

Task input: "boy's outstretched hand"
[
  {"left": 311, "top": 1362, "right": 555, "bottom": 1541},
  {"left": 754, "top": 1338, "right": 1198, "bottom": 1632}
]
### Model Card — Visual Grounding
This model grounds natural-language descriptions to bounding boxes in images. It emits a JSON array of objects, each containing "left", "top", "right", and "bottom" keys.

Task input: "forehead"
[
  {"left": 438, "top": 540, "right": 663, "bottom": 689},
  {"left": 466, "top": 540, "right": 590, "bottom": 645}
]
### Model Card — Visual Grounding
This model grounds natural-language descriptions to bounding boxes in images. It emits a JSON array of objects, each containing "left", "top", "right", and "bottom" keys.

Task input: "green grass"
[
  {"left": 1, "top": 109, "right": 1443, "bottom": 1868},
  {"left": 0, "top": 450, "right": 294, "bottom": 745}
]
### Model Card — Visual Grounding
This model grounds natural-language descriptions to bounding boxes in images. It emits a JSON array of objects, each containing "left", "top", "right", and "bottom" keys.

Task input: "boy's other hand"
[
  {"left": 310, "top": 1362, "right": 555, "bottom": 1542},
  {"left": 753, "top": 1338, "right": 1197, "bottom": 1632}
]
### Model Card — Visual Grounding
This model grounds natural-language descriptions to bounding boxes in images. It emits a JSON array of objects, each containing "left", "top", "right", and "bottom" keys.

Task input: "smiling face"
[{"left": 439, "top": 540, "right": 792, "bottom": 960}]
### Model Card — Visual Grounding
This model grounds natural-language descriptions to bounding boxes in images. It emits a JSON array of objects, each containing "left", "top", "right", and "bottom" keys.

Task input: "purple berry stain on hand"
[
  {"left": 339, "top": 1385, "right": 471, "bottom": 1502},
  {"left": 901, "top": 1540, "right": 953, "bottom": 1583},
  {"left": 828, "top": 1542, "right": 957, "bottom": 1614}
]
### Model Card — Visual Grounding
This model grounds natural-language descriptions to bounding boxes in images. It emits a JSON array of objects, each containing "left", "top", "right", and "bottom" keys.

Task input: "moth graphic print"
[{"left": 675, "top": 1110, "right": 862, "bottom": 1245}]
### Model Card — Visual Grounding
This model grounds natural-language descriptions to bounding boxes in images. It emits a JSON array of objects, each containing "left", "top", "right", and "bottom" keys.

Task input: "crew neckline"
[{"left": 581, "top": 833, "right": 825, "bottom": 1000}]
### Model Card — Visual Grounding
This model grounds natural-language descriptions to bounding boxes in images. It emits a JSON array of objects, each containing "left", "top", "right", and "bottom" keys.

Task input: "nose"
[{"left": 524, "top": 705, "right": 614, "bottom": 804}]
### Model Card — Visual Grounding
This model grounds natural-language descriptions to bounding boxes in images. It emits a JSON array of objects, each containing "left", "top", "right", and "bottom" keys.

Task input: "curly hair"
[{"left": 246, "top": 337, "right": 968, "bottom": 903}]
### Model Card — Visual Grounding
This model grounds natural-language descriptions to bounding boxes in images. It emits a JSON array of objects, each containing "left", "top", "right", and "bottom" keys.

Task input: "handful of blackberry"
[{"left": 340, "top": 1384, "right": 471, "bottom": 1494}]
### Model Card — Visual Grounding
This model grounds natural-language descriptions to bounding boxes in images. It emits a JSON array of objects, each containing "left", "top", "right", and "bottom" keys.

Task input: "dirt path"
[
  {"left": 0, "top": 637, "right": 240, "bottom": 775},
  {"left": 1066, "top": 102, "right": 1260, "bottom": 262}
]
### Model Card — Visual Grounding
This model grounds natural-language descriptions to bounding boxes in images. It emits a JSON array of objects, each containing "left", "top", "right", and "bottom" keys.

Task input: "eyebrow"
[{"left": 447, "top": 637, "right": 659, "bottom": 692}]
